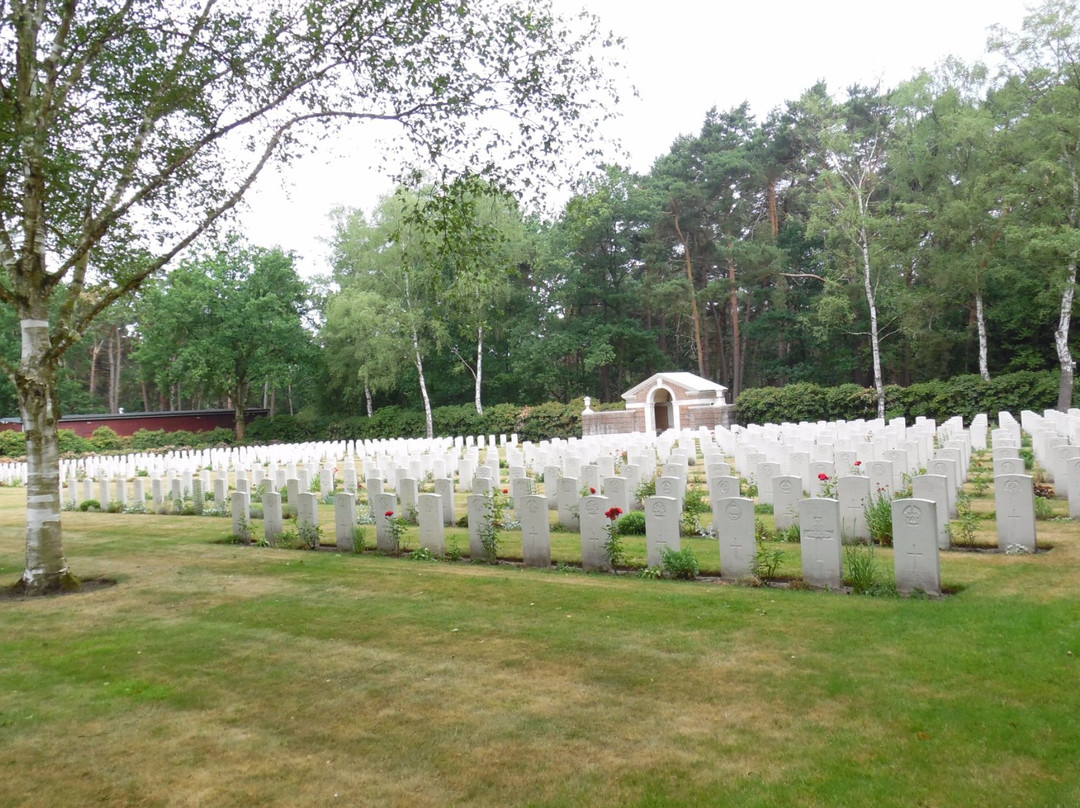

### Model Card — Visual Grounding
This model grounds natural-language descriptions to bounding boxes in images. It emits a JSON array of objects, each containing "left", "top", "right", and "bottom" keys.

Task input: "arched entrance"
[{"left": 648, "top": 387, "right": 676, "bottom": 434}]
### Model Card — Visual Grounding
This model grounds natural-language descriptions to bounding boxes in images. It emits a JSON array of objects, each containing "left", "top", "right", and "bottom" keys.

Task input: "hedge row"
[
  {"left": 0, "top": 425, "right": 237, "bottom": 460},
  {"left": 245, "top": 399, "right": 612, "bottom": 445},
  {"left": 734, "top": 371, "right": 1064, "bottom": 426},
  {"left": 0, "top": 401, "right": 606, "bottom": 460}
]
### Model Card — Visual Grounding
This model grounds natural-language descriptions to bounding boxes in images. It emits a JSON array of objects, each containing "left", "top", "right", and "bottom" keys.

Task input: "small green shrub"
[
  {"left": 753, "top": 544, "right": 784, "bottom": 581},
  {"left": 950, "top": 494, "right": 978, "bottom": 546},
  {"left": 58, "top": 429, "right": 93, "bottom": 455},
  {"left": 863, "top": 491, "right": 894, "bottom": 547},
  {"left": 130, "top": 429, "right": 169, "bottom": 451},
  {"left": 444, "top": 535, "right": 463, "bottom": 561},
  {"left": 634, "top": 474, "right": 657, "bottom": 503},
  {"left": 0, "top": 429, "right": 26, "bottom": 458},
  {"left": 775, "top": 522, "right": 801, "bottom": 543},
  {"left": 1035, "top": 496, "right": 1055, "bottom": 520},
  {"left": 1020, "top": 448, "right": 1035, "bottom": 471},
  {"left": 661, "top": 546, "right": 700, "bottom": 580},
  {"left": 616, "top": 510, "right": 646, "bottom": 535},
  {"left": 78, "top": 499, "right": 101, "bottom": 512},
  {"left": 90, "top": 426, "right": 125, "bottom": 452},
  {"left": 844, "top": 544, "right": 880, "bottom": 594}
]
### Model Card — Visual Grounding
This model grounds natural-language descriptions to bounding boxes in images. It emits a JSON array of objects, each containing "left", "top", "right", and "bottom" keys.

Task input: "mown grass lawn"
[{"left": 1, "top": 482, "right": 1078, "bottom": 807}]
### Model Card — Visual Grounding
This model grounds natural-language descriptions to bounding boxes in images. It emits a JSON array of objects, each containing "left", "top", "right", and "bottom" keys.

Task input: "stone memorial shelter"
[{"left": 582, "top": 372, "right": 736, "bottom": 436}]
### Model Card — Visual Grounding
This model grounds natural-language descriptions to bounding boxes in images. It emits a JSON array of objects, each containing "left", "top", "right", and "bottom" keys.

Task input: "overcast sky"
[{"left": 238, "top": 0, "right": 1034, "bottom": 277}]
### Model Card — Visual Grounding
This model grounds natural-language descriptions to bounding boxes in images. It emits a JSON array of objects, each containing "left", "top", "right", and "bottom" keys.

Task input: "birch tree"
[
  {"left": 990, "top": 0, "right": 1080, "bottom": 410},
  {"left": 807, "top": 87, "right": 896, "bottom": 419},
  {"left": 0, "top": 0, "right": 620, "bottom": 594}
]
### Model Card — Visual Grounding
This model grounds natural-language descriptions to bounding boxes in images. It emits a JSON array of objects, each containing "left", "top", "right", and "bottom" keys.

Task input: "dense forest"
[{"left": 7, "top": 2, "right": 1080, "bottom": 432}]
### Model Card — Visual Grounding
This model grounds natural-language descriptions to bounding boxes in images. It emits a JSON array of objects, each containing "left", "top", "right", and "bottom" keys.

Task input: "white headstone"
[
  {"left": 374, "top": 492, "right": 399, "bottom": 553},
  {"left": 837, "top": 475, "right": 871, "bottom": 543},
  {"left": 334, "top": 492, "right": 357, "bottom": 551},
  {"left": 892, "top": 498, "right": 942, "bottom": 595},
  {"left": 995, "top": 474, "right": 1037, "bottom": 552},
  {"left": 434, "top": 477, "right": 455, "bottom": 525},
  {"left": 557, "top": 476, "right": 580, "bottom": 531},
  {"left": 231, "top": 491, "right": 250, "bottom": 540},
  {"left": 263, "top": 491, "right": 283, "bottom": 546},
  {"left": 911, "top": 474, "right": 951, "bottom": 550},
  {"left": 772, "top": 475, "right": 802, "bottom": 532},
  {"left": 417, "top": 493, "right": 445, "bottom": 556},
  {"left": 713, "top": 497, "right": 756, "bottom": 581},
  {"left": 520, "top": 495, "right": 551, "bottom": 569},
  {"left": 644, "top": 495, "right": 680, "bottom": 567},
  {"left": 799, "top": 498, "right": 843, "bottom": 588},
  {"left": 580, "top": 494, "right": 611, "bottom": 572}
]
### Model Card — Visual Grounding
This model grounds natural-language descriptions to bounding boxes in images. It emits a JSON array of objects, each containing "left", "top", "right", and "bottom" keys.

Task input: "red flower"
[
  {"left": 590, "top": 487, "right": 597, "bottom": 494},
  {"left": 854, "top": 460, "right": 862, "bottom": 467},
  {"left": 818, "top": 473, "right": 829, "bottom": 481},
  {"left": 502, "top": 488, "right": 509, "bottom": 494},
  {"left": 604, "top": 507, "right": 622, "bottom": 521},
  {"left": 384, "top": 510, "right": 395, "bottom": 518}
]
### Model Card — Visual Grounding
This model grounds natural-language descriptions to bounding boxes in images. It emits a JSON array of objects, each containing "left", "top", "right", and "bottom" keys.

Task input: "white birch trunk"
[
  {"left": 18, "top": 319, "right": 72, "bottom": 593},
  {"left": 474, "top": 323, "right": 484, "bottom": 415},
  {"left": 976, "top": 291, "right": 990, "bottom": 382},
  {"left": 1057, "top": 162, "right": 1079, "bottom": 411},
  {"left": 413, "top": 327, "right": 434, "bottom": 439},
  {"left": 858, "top": 209, "right": 886, "bottom": 420},
  {"left": 1056, "top": 258, "right": 1076, "bottom": 411}
]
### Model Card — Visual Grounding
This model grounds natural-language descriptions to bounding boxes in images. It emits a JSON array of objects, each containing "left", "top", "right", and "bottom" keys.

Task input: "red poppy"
[
  {"left": 818, "top": 473, "right": 829, "bottom": 481},
  {"left": 384, "top": 510, "right": 394, "bottom": 518},
  {"left": 589, "top": 487, "right": 596, "bottom": 494},
  {"left": 502, "top": 488, "right": 509, "bottom": 494}
]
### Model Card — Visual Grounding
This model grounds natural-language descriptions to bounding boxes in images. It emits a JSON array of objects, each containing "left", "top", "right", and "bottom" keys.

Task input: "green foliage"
[
  {"left": 735, "top": 371, "right": 1066, "bottom": 426},
  {"left": 660, "top": 546, "right": 699, "bottom": 580},
  {"left": 57, "top": 430, "right": 93, "bottom": 455},
  {"left": 775, "top": 522, "right": 801, "bottom": 543},
  {"left": 130, "top": 429, "right": 169, "bottom": 451},
  {"left": 863, "top": 492, "right": 894, "bottom": 547},
  {"left": 602, "top": 505, "right": 626, "bottom": 568},
  {"left": 753, "top": 544, "right": 784, "bottom": 582},
  {"left": 90, "top": 426, "right": 124, "bottom": 452},
  {"left": 950, "top": 494, "right": 978, "bottom": 547},
  {"left": 680, "top": 485, "right": 709, "bottom": 534},
  {"left": 1020, "top": 448, "right": 1035, "bottom": 471},
  {"left": 78, "top": 499, "right": 101, "bottom": 512},
  {"left": 0, "top": 429, "right": 25, "bottom": 458},
  {"left": 479, "top": 488, "right": 510, "bottom": 562},
  {"left": 740, "top": 476, "right": 759, "bottom": 499},
  {"left": 514, "top": 400, "right": 584, "bottom": 442},
  {"left": 444, "top": 535, "right": 463, "bottom": 561},
  {"left": 634, "top": 474, "right": 657, "bottom": 503},
  {"left": 615, "top": 510, "right": 646, "bottom": 535},
  {"left": 298, "top": 522, "right": 322, "bottom": 550},
  {"left": 844, "top": 544, "right": 881, "bottom": 594},
  {"left": 1034, "top": 496, "right": 1055, "bottom": 520}
]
